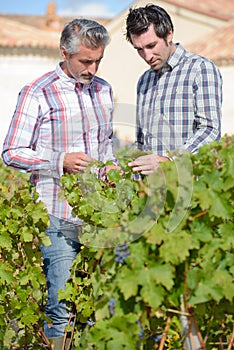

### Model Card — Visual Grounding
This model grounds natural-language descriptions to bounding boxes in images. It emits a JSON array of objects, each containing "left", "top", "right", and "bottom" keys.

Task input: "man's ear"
[
  {"left": 61, "top": 46, "right": 67, "bottom": 59},
  {"left": 167, "top": 29, "right": 174, "bottom": 45}
]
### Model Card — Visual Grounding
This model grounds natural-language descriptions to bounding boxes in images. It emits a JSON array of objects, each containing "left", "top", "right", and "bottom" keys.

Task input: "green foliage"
[
  {"left": 61, "top": 148, "right": 157, "bottom": 248},
  {"left": 0, "top": 160, "right": 50, "bottom": 348},
  {"left": 60, "top": 136, "right": 234, "bottom": 349},
  {"left": 1, "top": 135, "right": 234, "bottom": 349}
]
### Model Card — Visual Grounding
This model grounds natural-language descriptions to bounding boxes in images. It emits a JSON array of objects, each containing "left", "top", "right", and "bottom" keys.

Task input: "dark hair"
[
  {"left": 60, "top": 18, "right": 110, "bottom": 55},
  {"left": 126, "top": 4, "right": 174, "bottom": 43}
]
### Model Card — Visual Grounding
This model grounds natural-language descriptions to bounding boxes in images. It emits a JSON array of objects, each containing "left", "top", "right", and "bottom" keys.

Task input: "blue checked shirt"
[
  {"left": 2, "top": 63, "right": 115, "bottom": 222},
  {"left": 136, "top": 44, "right": 222, "bottom": 156}
]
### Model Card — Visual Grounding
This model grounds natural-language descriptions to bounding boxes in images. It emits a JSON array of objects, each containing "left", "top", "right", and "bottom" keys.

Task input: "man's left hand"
[{"left": 128, "top": 154, "right": 170, "bottom": 175}]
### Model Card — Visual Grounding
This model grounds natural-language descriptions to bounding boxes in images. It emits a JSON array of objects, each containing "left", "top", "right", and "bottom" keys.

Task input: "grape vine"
[
  {"left": 0, "top": 161, "right": 50, "bottom": 348},
  {"left": 0, "top": 135, "right": 233, "bottom": 349},
  {"left": 59, "top": 137, "right": 234, "bottom": 349}
]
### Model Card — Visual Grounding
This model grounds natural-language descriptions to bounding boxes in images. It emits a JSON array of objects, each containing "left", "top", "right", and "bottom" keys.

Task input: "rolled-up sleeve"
[
  {"left": 2, "top": 85, "right": 64, "bottom": 179},
  {"left": 180, "top": 60, "right": 222, "bottom": 154}
]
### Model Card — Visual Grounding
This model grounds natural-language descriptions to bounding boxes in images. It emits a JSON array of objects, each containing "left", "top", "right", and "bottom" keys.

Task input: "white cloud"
[{"left": 58, "top": 2, "right": 115, "bottom": 18}]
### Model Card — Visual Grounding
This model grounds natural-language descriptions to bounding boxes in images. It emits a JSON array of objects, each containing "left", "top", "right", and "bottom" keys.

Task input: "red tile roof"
[
  {"left": 165, "top": 0, "right": 234, "bottom": 21},
  {"left": 0, "top": 0, "right": 233, "bottom": 64},
  {"left": 0, "top": 13, "right": 110, "bottom": 57},
  {"left": 186, "top": 22, "right": 234, "bottom": 66},
  {"left": 0, "top": 16, "right": 59, "bottom": 48}
]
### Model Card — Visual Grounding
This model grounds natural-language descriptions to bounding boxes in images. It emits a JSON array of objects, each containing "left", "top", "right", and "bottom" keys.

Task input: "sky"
[{"left": 0, "top": 0, "right": 134, "bottom": 18}]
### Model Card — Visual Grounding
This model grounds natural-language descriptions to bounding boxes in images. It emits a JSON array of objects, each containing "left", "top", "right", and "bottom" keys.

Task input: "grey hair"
[{"left": 60, "top": 18, "right": 111, "bottom": 55}]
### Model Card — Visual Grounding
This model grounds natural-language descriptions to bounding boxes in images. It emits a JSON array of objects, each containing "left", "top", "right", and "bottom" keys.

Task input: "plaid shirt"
[
  {"left": 136, "top": 44, "right": 222, "bottom": 156},
  {"left": 2, "top": 63, "right": 115, "bottom": 222}
]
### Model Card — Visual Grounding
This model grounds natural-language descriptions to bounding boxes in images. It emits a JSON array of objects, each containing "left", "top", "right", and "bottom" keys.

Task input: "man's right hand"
[{"left": 63, "top": 152, "right": 94, "bottom": 174}]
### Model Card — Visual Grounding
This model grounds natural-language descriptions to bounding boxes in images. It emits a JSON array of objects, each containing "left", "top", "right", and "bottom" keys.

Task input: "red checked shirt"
[{"left": 2, "top": 63, "right": 115, "bottom": 222}]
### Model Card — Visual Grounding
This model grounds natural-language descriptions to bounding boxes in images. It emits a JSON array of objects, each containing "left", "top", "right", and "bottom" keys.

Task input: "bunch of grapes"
[
  {"left": 108, "top": 297, "right": 116, "bottom": 316},
  {"left": 136, "top": 320, "right": 144, "bottom": 339},
  {"left": 115, "top": 244, "right": 130, "bottom": 264},
  {"left": 149, "top": 334, "right": 162, "bottom": 343},
  {"left": 86, "top": 318, "right": 96, "bottom": 327}
]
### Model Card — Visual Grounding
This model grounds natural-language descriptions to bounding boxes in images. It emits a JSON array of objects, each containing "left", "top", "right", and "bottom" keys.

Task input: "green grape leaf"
[
  {"left": 145, "top": 222, "right": 167, "bottom": 245},
  {"left": 208, "top": 190, "right": 233, "bottom": 219},
  {"left": 21, "top": 226, "right": 33, "bottom": 242},
  {"left": 211, "top": 270, "right": 234, "bottom": 301},
  {"left": 116, "top": 267, "right": 139, "bottom": 300},
  {"left": 0, "top": 264, "right": 14, "bottom": 283},
  {"left": 106, "top": 169, "right": 122, "bottom": 183},
  {"left": 189, "top": 280, "right": 223, "bottom": 305},
  {"left": 21, "top": 312, "right": 38, "bottom": 325},
  {"left": 159, "top": 231, "right": 193, "bottom": 264},
  {"left": 140, "top": 283, "right": 165, "bottom": 309},
  {"left": 149, "top": 263, "right": 175, "bottom": 291},
  {"left": 0, "top": 230, "right": 12, "bottom": 249},
  {"left": 190, "top": 221, "right": 213, "bottom": 243}
]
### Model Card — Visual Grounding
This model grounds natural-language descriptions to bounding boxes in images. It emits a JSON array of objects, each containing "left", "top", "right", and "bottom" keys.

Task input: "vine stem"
[
  {"left": 167, "top": 308, "right": 190, "bottom": 316},
  {"left": 158, "top": 315, "right": 172, "bottom": 350},
  {"left": 219, "top": 335, "right": 224, "bottom": 350},
  {"left": 190, "top": 210, "right": 208, "bottom": 220},
  {"left": 227, "top": 328, "right": 234, "bottom": 350},
  {"left": 63, "top": 308, "right": 77, "bottom": 350},
  {"left": 38, "top": 326, "right": 52, "bottom": 349},
  {"left": 203, "top": 312, "right": 214, "bottom": 344},
  {"left": 189, "top": 315, "right": 206, "bottom": 350}
]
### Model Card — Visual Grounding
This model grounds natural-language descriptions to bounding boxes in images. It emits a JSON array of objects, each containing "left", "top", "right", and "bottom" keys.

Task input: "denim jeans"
[{"left": 40, "top": 215, "right": 81, "bottom": 338}]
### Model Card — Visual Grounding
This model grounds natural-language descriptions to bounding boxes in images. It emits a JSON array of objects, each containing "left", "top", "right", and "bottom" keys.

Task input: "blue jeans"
[{"left": 40, "top": 215, "right": 81, "bottom": 338}]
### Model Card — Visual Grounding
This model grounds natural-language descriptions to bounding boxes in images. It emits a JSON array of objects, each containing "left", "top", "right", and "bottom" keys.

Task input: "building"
[{"left": 0, "top": 0, "right": 233, "bottom": 151}]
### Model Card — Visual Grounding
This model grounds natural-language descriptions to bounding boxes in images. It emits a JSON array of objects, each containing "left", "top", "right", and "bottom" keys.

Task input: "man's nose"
[
  {"left": 143, "top": 49, "right": 153, "bottom": 62},
  {"left": 88, "top": 62, "right": 98, "bottom": 75}
]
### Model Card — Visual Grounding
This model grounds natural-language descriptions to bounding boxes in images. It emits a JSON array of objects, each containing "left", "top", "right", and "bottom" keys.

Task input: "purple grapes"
[
  {"left": 108, "top": 297, "right": 116, "bottom": 316},
  {"left": 115, "top": 244, "right": 130, "bottom": 264}
]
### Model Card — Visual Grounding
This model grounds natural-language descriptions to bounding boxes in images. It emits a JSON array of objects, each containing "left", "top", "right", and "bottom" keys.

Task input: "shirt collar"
[
  {"left": 56, "top": 62, "right": 75, "bottom": 85},
  {"left": 159, "top": 63, "right": 171, "bottom": 76},
  {"left": 56, "top": 62, "right": 97, "bottom": 91},
  {"left": 157, "top": 44, "right": 186, "bottom": 76},
  {"left": 167, "top": 43, "right": 186, "bottom": 69}
]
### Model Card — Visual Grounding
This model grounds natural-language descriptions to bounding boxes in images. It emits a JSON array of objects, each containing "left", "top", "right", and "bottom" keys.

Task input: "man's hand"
[
  {"left": 63, "top": 152, "right": 94, "bottom": 174},
  {"left": 128, "top": 154, "right": 170, "bottom": 175}
]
